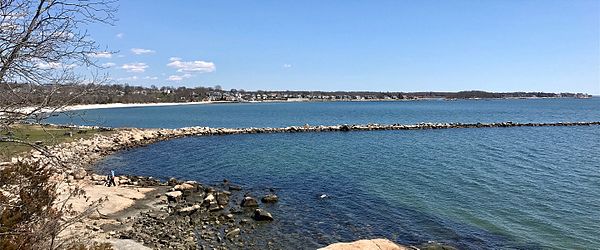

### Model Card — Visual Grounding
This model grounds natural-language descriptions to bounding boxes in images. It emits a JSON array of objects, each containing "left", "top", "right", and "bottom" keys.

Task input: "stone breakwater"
[{"left": 12, "top": 121, "right": 600, "bottom": 175}]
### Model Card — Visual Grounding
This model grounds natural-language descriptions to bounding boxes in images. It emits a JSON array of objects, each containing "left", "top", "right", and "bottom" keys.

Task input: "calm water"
[
  {"left": 50, "top": 98, "right": 600, "bottom": 128},
  {"left": 72, "top": 99, "right": 599, "bottom": 249}
]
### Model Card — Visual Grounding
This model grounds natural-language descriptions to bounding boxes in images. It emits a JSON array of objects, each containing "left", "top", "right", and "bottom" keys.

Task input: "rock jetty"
[{"left": 9, "top": 121, "right": 599, "bottom": 178}]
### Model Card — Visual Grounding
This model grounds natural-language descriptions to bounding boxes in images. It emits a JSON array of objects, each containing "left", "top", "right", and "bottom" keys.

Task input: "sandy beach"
[{"left": 62, "top": 101, "right": 233, "bottom": 111}]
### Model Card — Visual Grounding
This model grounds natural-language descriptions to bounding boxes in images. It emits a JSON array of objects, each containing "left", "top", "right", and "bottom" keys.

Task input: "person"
[{"left": 108, "top": 169, "right": 116, "bottom": 187}]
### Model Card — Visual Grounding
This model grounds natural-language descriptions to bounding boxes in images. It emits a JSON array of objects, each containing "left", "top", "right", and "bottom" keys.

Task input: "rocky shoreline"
[{"left": 6, "top": 121, "right": 600, "bottom": 249}]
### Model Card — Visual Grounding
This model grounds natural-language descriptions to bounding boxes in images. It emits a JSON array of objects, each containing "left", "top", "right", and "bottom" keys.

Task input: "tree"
[
  {"left": 1, "top": 0, "right": 116, "bottom": 133},
  {"left": 0, "top": 0, "right": 117, "bottom": 249}
]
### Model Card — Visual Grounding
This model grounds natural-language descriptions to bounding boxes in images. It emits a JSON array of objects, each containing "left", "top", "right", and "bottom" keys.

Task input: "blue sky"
[{"left": 89, "top": 0, "right": 600, "bottom": 94}]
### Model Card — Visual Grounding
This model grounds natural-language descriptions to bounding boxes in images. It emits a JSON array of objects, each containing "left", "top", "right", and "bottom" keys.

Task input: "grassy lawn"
[{"left": 0, "top": 124, "right": 113, "bottom": 161}]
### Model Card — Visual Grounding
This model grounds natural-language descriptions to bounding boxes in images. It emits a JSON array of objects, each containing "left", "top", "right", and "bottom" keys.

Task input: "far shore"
[
  {"left": 60, "top": 100, "right": 235, "bottom": 111},
  {"left": 9, "top": 96, "right": 593, "bottom": 115}
]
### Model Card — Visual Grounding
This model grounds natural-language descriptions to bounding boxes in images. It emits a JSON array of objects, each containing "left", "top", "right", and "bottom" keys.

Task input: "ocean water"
[
  {"left": 66, "top": 98, "right": 600, "bottom": 249},
  {"left": 49, "top": 98, "right": 600, "bottom": 128}
]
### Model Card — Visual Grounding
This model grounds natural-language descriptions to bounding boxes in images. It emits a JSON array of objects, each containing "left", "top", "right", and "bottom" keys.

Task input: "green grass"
[{"left": 0, "top": 124, "right": 113, "bottom": 161}]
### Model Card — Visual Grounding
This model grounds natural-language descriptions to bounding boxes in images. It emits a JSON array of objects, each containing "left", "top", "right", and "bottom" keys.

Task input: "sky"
[{"left": 88, "top": 0, "right": 600, "bottom": 94}]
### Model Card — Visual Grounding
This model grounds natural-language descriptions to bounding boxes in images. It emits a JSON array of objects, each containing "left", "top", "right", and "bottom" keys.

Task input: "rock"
[
  {"left": 177, "top": 204, "right": 201, "bottom": 215},
  {"left": 165, "top": 191, "right": 183, "bottom": 202},
  {"left": 174, "top": 183, "right": 195, "bottom": 191},
  {"left": 261, "top": 194, "right": 278, "bottom": 203},
  {"left": 318, "top": 239, "right": 409, "bottom": 250},
  {"left": 168, "top": 177, "right": 179, "bottom": 186},
  {"left": 72, "top": 168, "right": 87, "bottom": 179},
  {"left": 340, "top": 124, "right": 351, "bottom": 132},
  {"left": 208, "top": 201, "right": 222, "bottom": 212},
  {"left": 119, "top": 177, "right": 131, "bottom": 185},
  {"left": 253, "top": 209, "right": 273, "bottom": 221},
  {"left": 228, "top": 185, "right": 242, "bottom": 191},
  {"left": 91, "top": 174, "right": 107, "bottom": 181},
  {"left": 203, "top": 193, "right": 215, "bottom": 204},
  {"left": 241, "top": 197, "right": 259, "bottom": 207},
  {"left": 216, "top": 193, "right": 229, "bottom": 206},
  {"left": 226, "top": 228, "right": 240, "bottom": 239}
]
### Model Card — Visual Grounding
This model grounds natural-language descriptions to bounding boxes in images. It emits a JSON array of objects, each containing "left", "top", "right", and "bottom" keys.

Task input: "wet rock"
[
  {"left": 253, "top": 209, "right": 273, "bottom": 221},
  {"left": 241, "top": 197, "right": 259, "bottom": 207},
  {"left": 228, "top": 185, "right": 242, "bottom": 191},
  {"left": 216, "top": 192, "right": 229, "bottom": 206},
  {"left": 261, "top": 194, "right": 278, "bottom": 203}
]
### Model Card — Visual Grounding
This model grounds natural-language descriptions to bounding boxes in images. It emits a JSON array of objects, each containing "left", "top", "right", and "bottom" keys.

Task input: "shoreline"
[
  {"left": 61, "top": 100, "right": 236, "bottom": 111},
  {"left": 13, "top": 96, "right": 594, "bottom": 114}
]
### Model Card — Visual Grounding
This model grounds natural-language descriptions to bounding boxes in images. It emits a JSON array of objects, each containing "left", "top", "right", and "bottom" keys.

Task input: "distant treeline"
[{"left": 0, "top": 83, "right": 592, "bottom": 106}]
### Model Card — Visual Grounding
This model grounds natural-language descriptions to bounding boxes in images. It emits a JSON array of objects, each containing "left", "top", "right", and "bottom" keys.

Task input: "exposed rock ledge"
[{"left": 319, "top": 239, "right": 409, "bottom": 250}]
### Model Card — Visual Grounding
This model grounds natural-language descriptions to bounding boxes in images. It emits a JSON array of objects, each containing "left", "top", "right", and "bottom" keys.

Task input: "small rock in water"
[
  {"left": 319, "top": 194, "right": 328, "bottom": 199},
  {"left": 241, "top": 196, "right": 259, "bottom": 207},
  {"left": 261, "top": 194, "right": 278, "bottom": 203},
  {"left": 253, "top": 209, "right": 274, "bottom": 221}
]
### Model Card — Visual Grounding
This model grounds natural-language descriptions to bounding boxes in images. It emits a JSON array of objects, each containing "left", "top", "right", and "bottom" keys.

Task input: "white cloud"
[
  {"left": 117, "top": 54, "right": 126, "bottom": 58},
  {"left": 144, "top": 76, "right": 158, "bottom": 80},
  {"left": 167, "top": 58, "right": 215, "bottom": 73},
  {"left": 167, "top": 74, "right": 193, "bottom": 81},
  {"left": 283, "top": 64, "right": 292, "bottom": 68},
  {"left": 101, "top": 62, "right": 116, "bottom": 68},
  {"left": 169, "top": 57, "right": 182, "bottom": 61},
  {"left": 116, "top": 33, "right": 124, "bottom": 38},
  {"left": 121, "top": 63, "right": 148, "bottom": 73},
  {"left": 88, "top": 52, "right": 112, "bottom": 58},
  {"left": 131, "top": 48, "right": 155, "bottom": 55}
]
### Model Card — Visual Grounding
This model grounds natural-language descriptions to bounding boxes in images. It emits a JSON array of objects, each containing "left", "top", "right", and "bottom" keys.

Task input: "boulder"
[
  {"left": 174, "top": 183, "right": 195, "bottom": 191},
  {"left": 165, "top": 191, "right": 183, "bottom": 202},
  {"left": 318, "top": 239, "right": 408, "bottom": 250},
  {"left": 261, "top": 194, "right": 278, "bottom": 203},
  {"left": 241, "top": 196, "right": 259, "bottom": 207},
  {"left": 253, "top": 209, "right": 273, "bottom": 221}
]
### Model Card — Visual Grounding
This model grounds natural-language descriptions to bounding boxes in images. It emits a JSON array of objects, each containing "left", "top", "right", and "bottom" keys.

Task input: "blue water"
[
  {"left": 50, "top": 98, "right": 600, "bottom": 128},
  {"left": 75, "top": 99, "right": 600, "bottom": 249}
]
